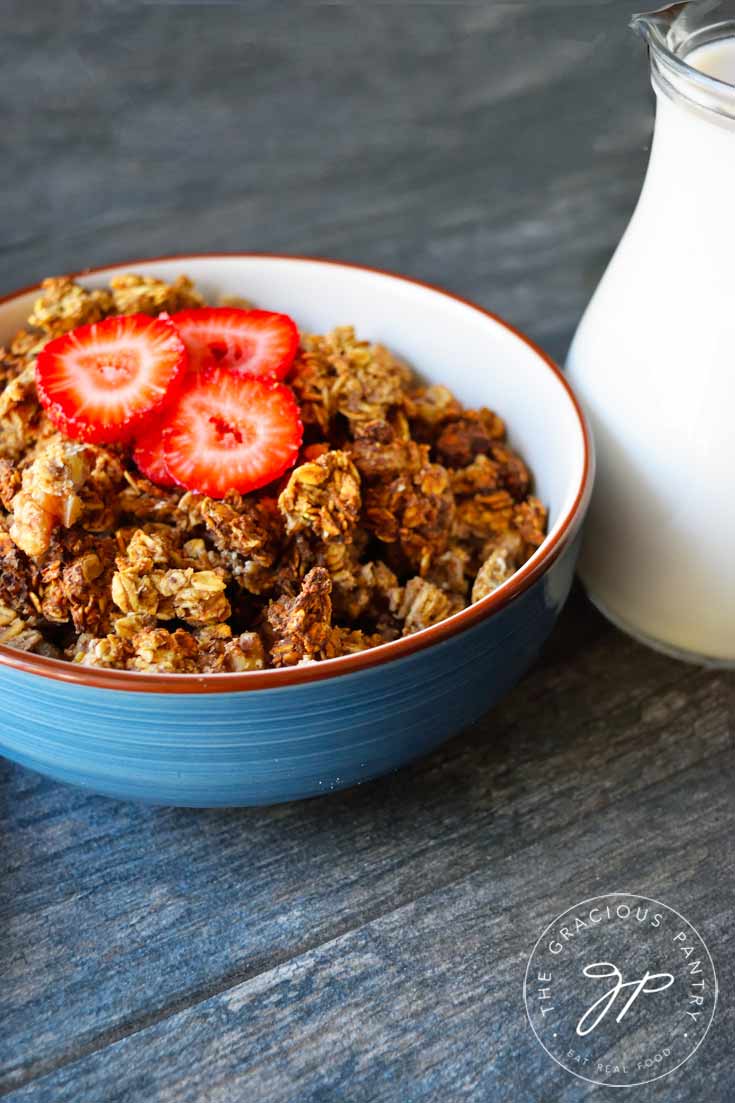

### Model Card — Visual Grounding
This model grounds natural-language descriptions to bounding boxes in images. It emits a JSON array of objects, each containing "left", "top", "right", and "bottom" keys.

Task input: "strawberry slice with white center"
[
  {"left": 35, "top": 313, "right": 187, "bottom": 443},
  {"left": 170, "top": 307, "right": 299, "bottom": 380},
  {"left": 161, "top": 369, "right": 303, "bottom": 497}
]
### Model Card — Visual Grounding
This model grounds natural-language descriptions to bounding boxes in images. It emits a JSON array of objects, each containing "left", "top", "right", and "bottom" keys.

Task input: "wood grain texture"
[
  {"left": 1, "top": 2, "right": 734, "bottom": 1100},
  {"left": 0, "top": 1, "right": 651, "bottom": 362}
]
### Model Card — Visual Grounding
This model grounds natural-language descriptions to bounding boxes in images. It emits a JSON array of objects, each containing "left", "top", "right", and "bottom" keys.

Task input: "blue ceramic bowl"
[{"left": 0, "top": 255, "right": 593, "bottom": 806}]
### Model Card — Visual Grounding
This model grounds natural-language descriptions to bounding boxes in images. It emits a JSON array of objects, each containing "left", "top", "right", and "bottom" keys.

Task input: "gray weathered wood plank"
[{"left": 4, "top": 744, "right": 734, "bottom": 1103}]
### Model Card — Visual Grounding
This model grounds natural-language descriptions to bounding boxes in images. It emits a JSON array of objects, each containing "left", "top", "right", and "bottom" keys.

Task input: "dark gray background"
[
  {"left": 2, "top": 0, "right": 652, "bottom": 362},
  {"left": 2, "top": 3, "right": 733, "bottom": 1102}
]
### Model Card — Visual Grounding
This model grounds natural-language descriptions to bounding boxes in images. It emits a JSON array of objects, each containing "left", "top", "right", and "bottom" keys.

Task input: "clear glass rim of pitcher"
[{"left": 632, "top": 1, "right": 735, "bottom": 122}]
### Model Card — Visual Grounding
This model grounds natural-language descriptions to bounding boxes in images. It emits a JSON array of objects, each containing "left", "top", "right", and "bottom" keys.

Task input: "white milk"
[
  {"left": 566, "top": 37, "right": 735, "bottom": 663},
  {"left": 688, "top": 37, "right": 735, "bottom": 82}
]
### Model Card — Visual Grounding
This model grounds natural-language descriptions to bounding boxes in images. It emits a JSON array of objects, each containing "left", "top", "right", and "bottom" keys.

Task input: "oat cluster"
[{"left": 0, "top": 274, "right": 547, "bottom": 673}]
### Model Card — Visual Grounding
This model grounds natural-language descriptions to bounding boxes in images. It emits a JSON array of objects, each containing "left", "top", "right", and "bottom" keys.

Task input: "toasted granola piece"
[
  {"left": 9, "top": 439, "right": 92, "bottom": 557},
  {"left": 479, "top": 529, "right": 525, "bottom": 565},
  {"left": 73, "top": 612, "right": 154, "bottom": 667},
  {"left": 434, "top": 409, "right": 505, "bottom": 468},
  {"left": 264, "top": 566, "right": 338, "bottom": 666},
  {"left": 177, "top": 493, "right": 285, "bottom": 596},
  {"left": 27, "top": 277, "right": 113, "bottom": 336},
  {"left": 312, "top": 535, "right": 360, "bottom": 608},
  {"left": 195, "top": 624, "right": 267, "bottom": 673},
  {"left": 40, "top": 530, "right": 117, "bottom": 637},
  {"left": 461, "top": 495, "right": 546, "bottom": 571},
  {"left": 278, "top": 450, "right": 361, "bottom": 541},
  {"left": 348, "top": 419, "right": 427, "bottom": 479},
  {"left": 112, "top": 528, "right": 230, "bottom": 626},
  {"left": 448, "top": 443, "right": 530, "bottom": 501},
  {"left": 404, "top": 384, "right": 462, "bottom": 443},
  {"left": 117, "top": 526, "right": 181, "bottom": 572},
  {"left": 77, "top": 618, "right": 201, "bottom": 674},
  {"left": 449, "top": 454, "right": 502, "bottom": 497},
  {"left": 118, "top": 471, "right": 183, "bottom": 525},
  {"left": 0, "top": 330, "right": 48, "bottom": 387},
  {"left": 512, "top": 496, "right": 547, "bottom": 553},
  {"left": 395, "top": 577, "right": 462, "bottom": 636},
  {"left": 0, "top": 459, "right": 21, "bottom": 510},
  {"left": 126, "top": 627, "right": 200, "bottom": 673},
  {"left": 289, "top": 327, "right": 411, "bottom": 433},
  {"left": 0, "top": 603, "right": 43, "bottom": 652},
  {"left": 0, "top": 364, "right": 45, "bottom": 462},
  {"left": 0, "top": 522, "right": 40, "bottom": 620},
  {"left": 199, "top": 493, "right": 283, "bottom": 567},
  {"left": 330, "top": 625, "right": 385, "bottom": 655},
  {"left": 364, "top": 461, "right": 455, "bottom": 574},
  {"left": 108, "top": 273, "right": 204, "bottom": 316},
  {"left": 158, "top": 569, "right": 231, "bottom": 626},
  {"left": 78, "top": 446, "right": 127, "bottom": 532},
  {"left": 317, "top": 536, "right": 401, "bottom": 624},
  {"left": 452, "top": 489, "right": 516, "bottom": 544},
  {"left": 471, "top": 547, "right": 518, "bottom": 602},
  {"left": 74, "top": 633, "right": 130, "bottom": 669},
  {"left": 426, "top": 544, "right": 471, "bottom": 600},
  {"left": 488, "top": 442, "right": 531, "bottom": 501}
]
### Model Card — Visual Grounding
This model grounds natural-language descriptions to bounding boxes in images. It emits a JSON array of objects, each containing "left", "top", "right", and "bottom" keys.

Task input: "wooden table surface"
[{"left": 1, "top": 3, "right": 733, "bottom": 1101}]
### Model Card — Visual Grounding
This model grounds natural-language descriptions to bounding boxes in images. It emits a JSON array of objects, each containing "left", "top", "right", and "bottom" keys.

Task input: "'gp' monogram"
[{"left": 576, "top": 962, "right": 675, "bottom": 1036}]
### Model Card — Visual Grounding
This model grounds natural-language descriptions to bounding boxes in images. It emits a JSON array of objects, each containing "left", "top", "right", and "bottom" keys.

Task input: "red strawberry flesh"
[
  {"left": 170, "top": 307, "right": 299, "bottom": 380},
  {"left": 162, "top": 370, "right": 303, "bottom": 497},
  {"left": 133, "top": 424, "right": 178, "bottom": 488},
  {"left": 35, "top": 313, "right": 187, "bottom": 443}
]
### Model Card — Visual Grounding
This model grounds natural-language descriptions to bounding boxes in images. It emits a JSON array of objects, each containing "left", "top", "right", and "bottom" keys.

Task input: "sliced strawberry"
[
  {"left": 161, "top": 369, "right": 303, "bottom": 497},
  {"left": 36, "top": 314, "right": 187, "bottom": 444},
  {"left": 170, "top": 307, "right": 299, "bottom": 380},
  {"left": 133, "top": 423, "right": 178, "bottom": 488}
]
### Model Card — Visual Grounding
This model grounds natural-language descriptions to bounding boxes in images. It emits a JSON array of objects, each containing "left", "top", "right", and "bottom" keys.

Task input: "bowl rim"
[{"left": 0, "top": 252, "right": 593, "bottom": 694}]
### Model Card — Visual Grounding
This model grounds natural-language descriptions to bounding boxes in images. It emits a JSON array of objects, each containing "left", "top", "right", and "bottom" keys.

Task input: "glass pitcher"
[{"left": 566, "top": 0, "right": 735, "bottom": 666}]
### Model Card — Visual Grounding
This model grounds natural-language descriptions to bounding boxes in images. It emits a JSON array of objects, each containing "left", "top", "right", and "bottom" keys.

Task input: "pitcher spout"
[{"left": 631, "top": 2, "right": 696, "bottom": 47}]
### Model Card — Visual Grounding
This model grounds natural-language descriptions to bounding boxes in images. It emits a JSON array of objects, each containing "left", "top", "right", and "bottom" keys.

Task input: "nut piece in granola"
[
  {"left": 9, "top": 439, "right": 93, "bottom": 558},
  {"left": 278, "top": 450, "right": 361, "bottom": 541}
]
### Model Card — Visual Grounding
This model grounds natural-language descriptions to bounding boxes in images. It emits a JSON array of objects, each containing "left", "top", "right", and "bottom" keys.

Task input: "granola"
[{"left": 0, "top": 272, "right": 547, "bottom": 671}]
